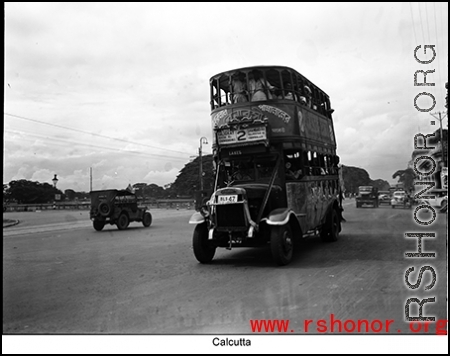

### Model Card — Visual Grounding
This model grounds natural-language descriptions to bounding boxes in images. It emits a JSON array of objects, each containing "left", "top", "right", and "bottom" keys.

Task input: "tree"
[
  {"left": 392, "top": 168, "right": 416, "bottom": 192},
  {"left": 143, "top": 184, "right": 165, "bottom": 200},
  {"left": 341, "top": 165, "right": 390, "bottom": 195},
  {"left": 65, "top": 189, "right": 76, "bottom": 200},
  {"left": 6, "top": 179, "right": 63, "bottom": 204},
  {"left": 370, "top": 179, "right": 391, "bottom": 191},
  {"left": 341, "top": 165, "right": 371, "bottom": 195},
  {"left": 132, "top": 183, "right": 148, "bottom": 198},
  {"left": 171, "top": 154, "right": 214, "bottom": 197}
]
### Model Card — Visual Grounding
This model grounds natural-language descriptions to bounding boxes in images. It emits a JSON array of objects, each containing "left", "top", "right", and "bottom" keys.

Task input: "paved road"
[{"left": 3, "top": 202, "right": 447, "bottom": 335}]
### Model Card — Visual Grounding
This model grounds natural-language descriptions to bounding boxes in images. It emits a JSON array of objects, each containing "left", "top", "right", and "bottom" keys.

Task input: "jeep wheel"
[
  {"left": 117, "top": 213, "right": 129, "bottom": 230},
  {"left": 93, "top": 220, "right": 105, "bottom": 231},
  {"left": 193, "top": 223, "right": 216, "bottom": 263},
  {"left": 99, "top": 202, "right": 112, "bottom": 216},
  {"left": 142, "top": 212, "right": 152, "bottom": 227},
  {"left": 270, "top": 224, "right": 294, "bottom": 266}
]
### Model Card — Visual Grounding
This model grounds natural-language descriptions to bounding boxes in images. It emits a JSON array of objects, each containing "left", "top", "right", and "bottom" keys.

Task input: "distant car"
[
  {"left": 391, "top": 191, "right": 411, "bottom": 209},
  {"left": 378, "top": 194, "right": 391, "bottom": 205},
  {"left": 89, "top": 189, "right": 152, "bottom": 231},
  {"left": 416, "top": 190, "right": 447, "bottom": 213}
]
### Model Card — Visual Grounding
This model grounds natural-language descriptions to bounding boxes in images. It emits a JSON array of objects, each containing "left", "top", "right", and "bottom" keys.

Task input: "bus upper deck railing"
[{"left": 209, "top": 65, "right": 334, "bottom": 119}]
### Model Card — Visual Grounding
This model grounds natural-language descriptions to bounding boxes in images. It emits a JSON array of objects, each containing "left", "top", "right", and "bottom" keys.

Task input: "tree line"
[
  {"left": 5, "top": 152, "right": 404, "bottom": 205},
  {"left": 2, "top": 155, "right": 214, "bottom": 205}
]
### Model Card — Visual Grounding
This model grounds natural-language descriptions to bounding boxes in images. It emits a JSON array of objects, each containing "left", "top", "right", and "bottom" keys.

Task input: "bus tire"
[
  {"left": 116, "top": 213, "right": 129, "bottom": 230},
  {"left": 193, "top": 223, "right": 215, "bottom": 263},
  {"left": 93, "top": 220, "right": 105, "bottom": 231},
  {"left": 321, "top": 209, "right": 340, "bottom": 242},
  {"left": 329, "top": 209, "right": 340, "bottom": 242},
  {"left": 270, "top": 224, "right": 294, "bottom": 266}
]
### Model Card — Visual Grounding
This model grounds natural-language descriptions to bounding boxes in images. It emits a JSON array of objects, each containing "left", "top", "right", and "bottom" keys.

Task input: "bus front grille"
[{"left": 215, "top": 204, "right": 247, "bottom": 229}]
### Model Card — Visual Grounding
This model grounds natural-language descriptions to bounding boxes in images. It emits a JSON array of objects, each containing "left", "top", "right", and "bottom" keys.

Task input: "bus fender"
[
  {"left": 188, "top": 212, "right": 205, "bottom": 225},
  {"left": 266, "top": 208, "right": 293, "bottom": 226},
  {"left": 322, "top": 198, "right": 341, "bottom": 224}
]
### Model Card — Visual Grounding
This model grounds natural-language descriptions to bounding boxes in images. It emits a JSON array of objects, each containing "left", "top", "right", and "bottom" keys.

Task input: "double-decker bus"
[{"left": 189, "top": 65, "right": 343, "bottom": 265}]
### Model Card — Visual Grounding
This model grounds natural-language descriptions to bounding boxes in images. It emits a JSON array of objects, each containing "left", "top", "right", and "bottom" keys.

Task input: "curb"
[{"left": 3, "top": 220, "right": 20, "bottom": 228}]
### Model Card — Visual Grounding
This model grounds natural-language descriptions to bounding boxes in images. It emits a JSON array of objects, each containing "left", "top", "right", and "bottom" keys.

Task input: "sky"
[{"left": 4, "top": 2, "right": 449, "bottom": 192}]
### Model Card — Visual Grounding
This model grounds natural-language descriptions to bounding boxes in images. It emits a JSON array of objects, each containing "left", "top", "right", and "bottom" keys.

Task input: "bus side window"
[
  {"left": 219, "top": 88, "right": 228, "bottom": 106},
  {"left": 303, "top": 85, "right": 312, "bottom": 108},
  {"left": 319, "top": 154, "right": 326, "bottom": 175},
  {"left": 231, "top": 72, "right": 248, "bottom": 104},
  {"left": 285, "top": 151, "right": 303, "bottom": 180},
  {"left": 306, "top": 151, "right": 314, "bottom": 175},
  {"left": 323, "top": 155, "right": 329, "bottom": 174}
]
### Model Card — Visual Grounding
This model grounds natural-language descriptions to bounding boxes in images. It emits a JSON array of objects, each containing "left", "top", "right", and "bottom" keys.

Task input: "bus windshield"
[{"left": 216, "top": 155, "right": 278, "bottom": 187}]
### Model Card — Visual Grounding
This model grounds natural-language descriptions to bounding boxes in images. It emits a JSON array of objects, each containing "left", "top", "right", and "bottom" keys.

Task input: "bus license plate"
[{"left": 217, "top": 195, "right": 237, "bottom": 204}]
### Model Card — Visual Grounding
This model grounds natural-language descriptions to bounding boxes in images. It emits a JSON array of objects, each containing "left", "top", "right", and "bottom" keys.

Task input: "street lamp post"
[
  {"left": 199, "top": 137, "right": 208, "bottom": 194},
  {"left": 52, "top": 174, "right": 59, "bottom": 209},
  {"left": 52, "top": 174, "right": 58, "bottom": 188}
]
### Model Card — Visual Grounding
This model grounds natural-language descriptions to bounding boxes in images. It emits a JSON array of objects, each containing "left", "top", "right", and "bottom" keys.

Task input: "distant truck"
[
  {"left": 356, "top": 186, "right": 379, "bottom": 208},
  {"left": 89, "top": 189, "right": 152, "bottom": 231}
]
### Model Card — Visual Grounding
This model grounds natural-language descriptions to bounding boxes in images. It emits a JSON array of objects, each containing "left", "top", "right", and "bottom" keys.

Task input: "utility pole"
[
  {"left": 90, "top": 167, "right": 92, "bottom": 192},
  {"left": 199, "top": 137, "right": 208, "bottom": 194},
  {"left": 430, "top": 111, "right": 448, "bottom": 167}
]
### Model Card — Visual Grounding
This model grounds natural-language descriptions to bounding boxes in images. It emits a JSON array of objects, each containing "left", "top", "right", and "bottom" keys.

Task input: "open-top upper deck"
[{"left": 209, "top": 65, "right": 337, "bottom": 157}]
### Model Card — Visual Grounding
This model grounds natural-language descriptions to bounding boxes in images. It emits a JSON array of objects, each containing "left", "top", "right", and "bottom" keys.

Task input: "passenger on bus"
[
  {"left": 303, "top": 85, "right": 312, "bottom": 108},
  {"left": 231, "top": 73, "right": 248, "bottom": 103},
  {"left": 248, "top": 71, "right": 275, "bottom": 101},
  {"left": 282, "top": 82, "right": 295, "bottom": 100},
  {"left": 285, "top": 162, "right": 302, "bottom": 180}
]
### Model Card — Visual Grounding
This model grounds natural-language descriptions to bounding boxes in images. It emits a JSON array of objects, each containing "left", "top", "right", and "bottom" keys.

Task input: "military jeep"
[{"left": 89, "top": 189, "right": 152, "bottom": 231}]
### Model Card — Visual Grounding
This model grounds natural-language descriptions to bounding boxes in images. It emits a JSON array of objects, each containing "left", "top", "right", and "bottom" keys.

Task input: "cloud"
[{"left": 4, "top": 2, "right": 448, "bottom": 191}]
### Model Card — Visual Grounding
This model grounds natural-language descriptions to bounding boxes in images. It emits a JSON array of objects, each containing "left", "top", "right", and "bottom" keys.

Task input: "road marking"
[{"left": 3, "top": 221, "right": 92, "bottom": 237}]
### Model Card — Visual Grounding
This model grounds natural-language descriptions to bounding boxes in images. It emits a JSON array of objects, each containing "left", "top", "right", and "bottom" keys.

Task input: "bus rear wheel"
[
  {"left": 270, "top": 224, "right": 294, "bottom": 266},
  {"left": 193, "top": 223, "right": 216, "bottom": 263},
  {"left": 321, "top": 209, "right": 340, "bottom": 242}
]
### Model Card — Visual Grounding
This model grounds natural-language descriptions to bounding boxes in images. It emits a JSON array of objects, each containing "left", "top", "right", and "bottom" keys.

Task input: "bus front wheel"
[
  {"left": 193, "top": 224, "right": 216, "bottom": 263},
  {"left": 270, "top": 224, "right": 294, "bottom": 266}
]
